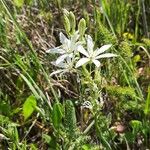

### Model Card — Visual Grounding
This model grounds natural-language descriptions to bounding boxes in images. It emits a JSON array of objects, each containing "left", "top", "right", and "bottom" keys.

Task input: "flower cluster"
[{"left": 46, "top": 32, "right": 117, "bottom": 75}]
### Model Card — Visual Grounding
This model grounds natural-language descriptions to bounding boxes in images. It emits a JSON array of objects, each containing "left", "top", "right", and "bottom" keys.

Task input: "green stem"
[{"left": 135, "top": 0, "right": 141, "bottom": 41}]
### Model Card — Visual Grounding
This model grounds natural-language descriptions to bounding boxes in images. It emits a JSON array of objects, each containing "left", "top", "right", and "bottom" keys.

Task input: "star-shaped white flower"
[
  {"left": 75, "top": 35, "right": 117, "bottom": 68},
  {"left": 46, "top": 32, "right": 81, "bottom": 65}
]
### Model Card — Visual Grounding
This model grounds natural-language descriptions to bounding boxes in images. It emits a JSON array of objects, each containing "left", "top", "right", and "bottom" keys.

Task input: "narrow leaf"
[
  {"left": 19, "top": 73, "right": 40, "bottom": 99},
  {"left": 52, "top": 103, "right": 63, "bottom": 129},
  {"left": 144, "top": 86, "right": 150, "bottom": 115},
  {"left": 23, "top": 95, "right": 37, "bottom": 120}
]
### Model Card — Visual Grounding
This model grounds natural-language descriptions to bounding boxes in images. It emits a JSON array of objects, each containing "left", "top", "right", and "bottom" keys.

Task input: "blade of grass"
[{"left": 99, "top": 0, "right": 116, "bottom": 38}]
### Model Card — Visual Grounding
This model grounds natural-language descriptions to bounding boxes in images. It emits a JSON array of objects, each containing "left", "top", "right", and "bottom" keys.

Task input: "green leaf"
[
  {"left": 106, "top": 85, "right": 136, "bottom": 98},
  {"left": 144, "top": 86, "right": 150, "bottom": 115},
  {"left": 0, "top": 102, "right": 11, "bottom": 116},
  {"left": 130, "top": 120, "right": 142, "bottom": 134},
  {"left": 19, "top": 73, "right": 40, "bottom": 100},
  {"left": 42, "top": 134, "right": 51, "bottom": 144},
  {"left": 64, "top": 100, "right": 77, "bottom": 139},
  {"left": 29, "top": 144, "right": 37, "bottom": 150},
  {"left": 13, "top": 0, "right": 24, "bottom": 7},
  {"left": 82, "top": 145, "right": 90, "bottom": 150},
  {"left": 133, "top": 55, "right": 141, "bottom": 63},
  {"left": 23, "top": 95, "right": 37, "bottom": 120},
  {"left": 52, "top": 103, "right": 63, "bottom": 129}
]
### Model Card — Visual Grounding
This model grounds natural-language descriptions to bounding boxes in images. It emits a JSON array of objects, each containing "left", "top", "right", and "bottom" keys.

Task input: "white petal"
[
  {"left": 77, "top": 45, "right": 89, "bottom": 57},
  {"left": 68, "top": 53, "right": 73, "bottom": 58},
  {"left": 75, "top": 58, "right": 90, "bottom": 68},
  {"left": 59, "top": 32, "right": 68, "bottom": 44},
  {"left": 46, "top": 47, "right": 65, "bottom": 54},
  {"left": 56, "top": 54, "right": 68, "bottom": 64},
  {"left": 70, "top": 42, "right": 77, "bottom": 52},
  {"left": 51, "top": 61, "right": 57, "bottom": 66},
  {"left": 95, "top": 53, "right": 117, "bottom": 59},
  {"left": 66, "top": 39, "right": 71, "bottom": 49},
  {"left": 87, "top": 35, "right": 94, "bottom": 54},
  {"left": 66, "top": 55, "right": 72, "bottom": 63},
  {"left": 73, "top": 42, "right": 83, "bottom": 54},
  {"left": 92, "top": 59, "right": 101, "bottom": 67},
  {"left": 50, "top": 70, "right": 64, "bottom": 76},
  {"left": 51, "top": 61, "right": 67, "bottom": 68},
  {"left": 95, "top": 44, "right": 112, "bottom": 56}
]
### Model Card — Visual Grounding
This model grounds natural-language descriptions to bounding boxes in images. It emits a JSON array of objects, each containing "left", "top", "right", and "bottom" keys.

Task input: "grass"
[{"left": 0, "top": 0, "right": 150, "bottom": 149}]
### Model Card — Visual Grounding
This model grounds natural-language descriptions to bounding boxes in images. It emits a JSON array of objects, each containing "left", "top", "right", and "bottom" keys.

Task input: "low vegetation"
[{"left": 0, "top": 0, "right": 150, "bottom": 149}]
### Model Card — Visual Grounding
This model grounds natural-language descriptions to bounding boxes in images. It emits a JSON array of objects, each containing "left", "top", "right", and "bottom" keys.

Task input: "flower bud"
[
  {"left": 69, "top": 12, "right": 76, "bottom": 34},
  {"left": 78, "top": 18, "right": 86, "bottom": 37},
  {"left": 63, "top": 15, "right": 71, "bottom": 34}
]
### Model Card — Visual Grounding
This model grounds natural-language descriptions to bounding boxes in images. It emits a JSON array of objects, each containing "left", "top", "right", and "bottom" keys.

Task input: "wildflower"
[
  {"left": 50, "top": 57, "right": 74, "bottom": 76},
  {"left": 46, "top": 31, "right": 81, "bottom": 65},
  {"left": 75, "top": 35, "right": 117, "bottom": 68},
  {"left": 82, "top": 101, "right": 92, "bottom": 110}
]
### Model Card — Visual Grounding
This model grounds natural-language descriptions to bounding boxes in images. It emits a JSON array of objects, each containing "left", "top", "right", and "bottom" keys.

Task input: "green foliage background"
[{"left": 0, "top": 0, "right": 150, "bottom": 149}]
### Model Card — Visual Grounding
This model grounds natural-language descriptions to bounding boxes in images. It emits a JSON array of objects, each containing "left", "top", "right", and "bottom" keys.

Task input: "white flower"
[
  {"left": 46, "top": 31, "right": 81, "bottom": 65},
  {"left": 75, "top": 35, "right": 117, "bottom": 68},
  {"left": 50, "top": 57, "right": 74, "bottom": 76},
  {"left": 82, "top": 101, "right": 92, "bottom": 110}
]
